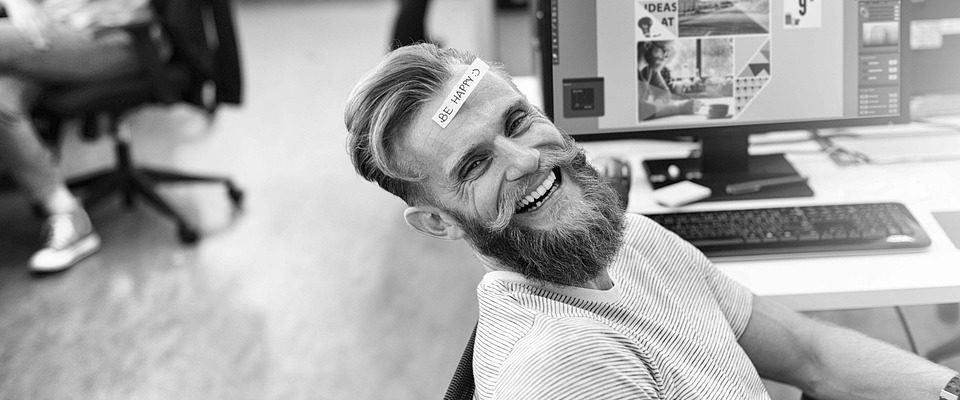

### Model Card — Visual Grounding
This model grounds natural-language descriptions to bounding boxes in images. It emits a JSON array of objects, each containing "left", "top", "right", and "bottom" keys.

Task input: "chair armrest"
[{"left": 122, "top": 21, "right": 177, "bottom": 104}]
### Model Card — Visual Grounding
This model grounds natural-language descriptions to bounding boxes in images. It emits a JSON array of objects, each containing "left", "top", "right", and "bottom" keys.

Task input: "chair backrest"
[
  {"left": 154, "top": 0, "right": 243, "bottom": 109},
  {"left": 444, "top": 325, "right": 477, "bottom": 400}
]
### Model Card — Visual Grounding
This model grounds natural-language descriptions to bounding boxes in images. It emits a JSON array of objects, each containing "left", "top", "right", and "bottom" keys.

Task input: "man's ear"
[{"left": 403, "top": 206, "right": 465, "bottom": 240}]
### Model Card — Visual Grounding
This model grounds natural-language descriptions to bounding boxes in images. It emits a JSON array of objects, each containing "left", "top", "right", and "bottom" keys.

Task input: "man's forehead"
[
  {"left": 398, "top": 64, "right": 521, "bottom": 173},
  {"left": 432, "top": 64, "right": 517, "bottom": 119},
  {"left": 410, "top": 65, "right": 519, "bottom": 142},
  {"left": 430, "top": 61, "right": 491, "bottom": 128}
]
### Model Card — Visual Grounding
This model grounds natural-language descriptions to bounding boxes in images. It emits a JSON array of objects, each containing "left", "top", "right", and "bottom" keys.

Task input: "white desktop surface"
[{"left": 580, "top": 122, "right": 960, "bottom": 312}]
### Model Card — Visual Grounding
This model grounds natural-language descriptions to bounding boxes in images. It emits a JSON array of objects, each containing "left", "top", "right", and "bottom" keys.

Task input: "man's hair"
[{"left": 344, "top": 43, "right": 514, "bottom": 206}]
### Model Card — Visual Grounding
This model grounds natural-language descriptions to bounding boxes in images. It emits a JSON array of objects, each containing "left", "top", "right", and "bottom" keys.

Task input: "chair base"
[{"left": 69, "top": 140, "right": 243, "bottom": 244}]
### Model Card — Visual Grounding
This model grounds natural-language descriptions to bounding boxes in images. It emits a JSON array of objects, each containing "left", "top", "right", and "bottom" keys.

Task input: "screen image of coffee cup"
[{"left": 708, "top": 103, "right": 729, "bottom": 118}]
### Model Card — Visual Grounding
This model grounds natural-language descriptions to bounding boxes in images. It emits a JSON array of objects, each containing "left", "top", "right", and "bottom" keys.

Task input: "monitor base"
[{"left": 643, "top": 153, "right": 814, "bottom": 202}]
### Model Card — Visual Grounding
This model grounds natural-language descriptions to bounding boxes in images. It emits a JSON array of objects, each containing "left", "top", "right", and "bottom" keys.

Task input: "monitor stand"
[{"left": 642, "top": 133, "right": 814, "bottom": 202}]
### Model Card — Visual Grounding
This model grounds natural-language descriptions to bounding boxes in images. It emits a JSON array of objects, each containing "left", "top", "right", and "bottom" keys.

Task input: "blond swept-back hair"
[{"left": 343, "top": 43, "right": 514, "bottom": 206}]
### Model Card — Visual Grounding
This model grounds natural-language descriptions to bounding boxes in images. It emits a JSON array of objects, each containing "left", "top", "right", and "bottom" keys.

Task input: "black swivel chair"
[
  {"left": 32, "top": 0, "right": 244, "bottom": 243},
  {"left": 444, "top": 324, "right": 477, "bottom": 400}
]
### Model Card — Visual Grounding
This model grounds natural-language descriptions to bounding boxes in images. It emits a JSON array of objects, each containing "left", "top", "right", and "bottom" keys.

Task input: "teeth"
[
  {"left": 515, "top": 169, "right": 560, "bottom": 213},
  {"left": 543, "top": 171, "right": 556, "bottom": 188}
]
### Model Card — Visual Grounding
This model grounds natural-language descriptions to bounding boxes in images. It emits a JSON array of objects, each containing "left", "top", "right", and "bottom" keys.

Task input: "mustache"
[{"left": 488, "top": 137, "right": 582, "bottom": 232}]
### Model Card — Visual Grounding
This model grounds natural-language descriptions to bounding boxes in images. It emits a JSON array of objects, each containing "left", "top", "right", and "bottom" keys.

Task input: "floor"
[{"left": 0, "top": 1, "right": 958, "bottom": 399}]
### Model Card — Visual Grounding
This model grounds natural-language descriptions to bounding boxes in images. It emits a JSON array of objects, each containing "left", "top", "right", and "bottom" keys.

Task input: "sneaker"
[{"left": 29, "top": 210, "right": 102, "bottom": 273}]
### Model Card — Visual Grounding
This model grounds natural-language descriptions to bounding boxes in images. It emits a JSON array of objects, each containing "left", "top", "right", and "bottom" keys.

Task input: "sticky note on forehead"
[{"left": 432, "top": 58, "right": 490, "bottom": 128}]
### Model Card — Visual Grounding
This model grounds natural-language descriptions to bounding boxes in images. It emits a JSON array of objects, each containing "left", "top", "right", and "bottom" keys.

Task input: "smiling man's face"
[{"left": 398, "top": 64, "right": 625, "bottom": 286}]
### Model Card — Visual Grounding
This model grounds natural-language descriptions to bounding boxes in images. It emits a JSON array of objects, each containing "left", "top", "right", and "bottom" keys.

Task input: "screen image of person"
[
  {"left": 343, "top": 43, "right": 958, "bottom": 400},
  {"left": 637, "top": 39, "right": 736, "bottom": 122},
  {"left": 637, "top": 41, "right": 696, "bottom": 120}
]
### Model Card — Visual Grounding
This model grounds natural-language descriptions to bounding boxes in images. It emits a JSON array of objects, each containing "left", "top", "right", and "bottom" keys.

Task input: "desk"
[{"left": 580, "top": 121, "right": 960, "bottom": 312}]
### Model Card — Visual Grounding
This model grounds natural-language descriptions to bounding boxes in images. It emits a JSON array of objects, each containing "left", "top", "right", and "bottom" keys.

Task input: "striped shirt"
[{"left": 474, "top": 213, "right": 769, "bottom": 399}]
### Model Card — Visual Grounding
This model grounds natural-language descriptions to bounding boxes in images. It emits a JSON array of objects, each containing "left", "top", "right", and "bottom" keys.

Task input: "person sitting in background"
[
  {"left": 0, "top": 0, "right": 159, "bottom": 273},
  {"left": 344, "top": 43, "right": 959, "bottom": 399}
]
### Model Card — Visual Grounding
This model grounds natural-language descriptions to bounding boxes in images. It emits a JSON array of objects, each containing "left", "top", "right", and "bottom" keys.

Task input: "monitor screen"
[
  {"left": 540, "top": 0, "right": 907, "bottom": 140},
  {"left": 537, "top": 0, "right": 907, "bottom": 201}
]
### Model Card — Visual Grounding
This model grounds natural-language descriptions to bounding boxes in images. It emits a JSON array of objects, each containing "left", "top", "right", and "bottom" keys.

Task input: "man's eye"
[
  {"left": 462, "top": 158, "right": 488, "bottom": 179},
  {"left": 507, "top": 111, "right": 528, "bottom": 136},
  {"left": 468, "top": 159, "right": 484, "bottom": 171}
]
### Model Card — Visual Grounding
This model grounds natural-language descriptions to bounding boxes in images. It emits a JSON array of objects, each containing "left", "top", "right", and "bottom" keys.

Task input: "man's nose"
[{"left": 499, "top": 139, "right": 540, "bottom": 182}]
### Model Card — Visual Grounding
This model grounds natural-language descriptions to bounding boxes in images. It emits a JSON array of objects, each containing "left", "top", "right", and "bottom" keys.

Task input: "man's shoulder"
[
  {"left": 504, "top": 316, "right": 633, "bottom": 368},
  {"left": 475, "top": 313, "right": 631, "bottom": 367},
  {"left": 477, "top": 315, "right": 659, "bottom": 399},
  {"left": 475, "top": 284, "right": 606, "bottom": 348},
  {"left": 508, "top": 314, "right": 634, "bottom": 353}
]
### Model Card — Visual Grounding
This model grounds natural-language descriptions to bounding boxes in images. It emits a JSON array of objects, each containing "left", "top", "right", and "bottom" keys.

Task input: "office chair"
[
  {"left": 444, "top": 324, "right": 477, "bottom": 400},
  {"left": 32, "top": 0, "right": 244, "bottom": 244}
]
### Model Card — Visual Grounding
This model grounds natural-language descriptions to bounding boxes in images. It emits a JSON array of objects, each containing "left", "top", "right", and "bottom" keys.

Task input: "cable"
[
  {"left": 894, "top": 306, "right": 919, "bottom": 355},
  {"left": 807, "top": 129, "right": 872, "bottom": 166}
]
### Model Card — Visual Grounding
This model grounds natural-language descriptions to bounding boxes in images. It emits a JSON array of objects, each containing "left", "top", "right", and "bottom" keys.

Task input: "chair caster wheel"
[{"left": 178, "top": 224, "right": 199, "bottom": 244}]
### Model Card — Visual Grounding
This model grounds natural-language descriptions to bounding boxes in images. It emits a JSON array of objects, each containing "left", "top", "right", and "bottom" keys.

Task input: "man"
[{"left": 344, "top": 43, "right": 958, "bottom": 399}]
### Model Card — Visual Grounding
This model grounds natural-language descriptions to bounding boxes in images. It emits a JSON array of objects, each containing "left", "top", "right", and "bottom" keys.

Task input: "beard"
[{"left": 452, "top": 136, "right": 626, "bottom": 287}]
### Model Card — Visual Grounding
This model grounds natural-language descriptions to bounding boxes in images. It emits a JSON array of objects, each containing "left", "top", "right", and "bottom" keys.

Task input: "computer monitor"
[{"left": 537, "top": 0, "right": 908, "bottom": 201}]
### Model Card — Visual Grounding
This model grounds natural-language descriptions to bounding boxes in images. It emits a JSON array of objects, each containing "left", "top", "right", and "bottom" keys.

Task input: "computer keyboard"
[{"left": 643, "top": 202, "right": 931, "bottom": 259}]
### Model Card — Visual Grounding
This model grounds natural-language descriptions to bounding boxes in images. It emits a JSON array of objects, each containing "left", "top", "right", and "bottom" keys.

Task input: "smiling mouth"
[{"left": 515, "top": 167, "right": 562, "bottom": 214}]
